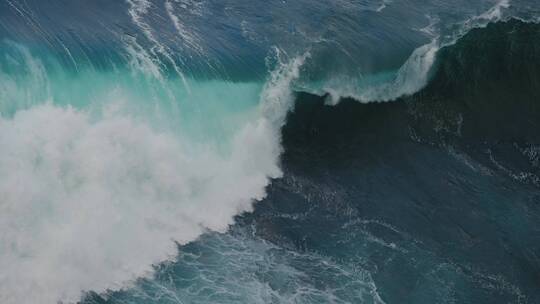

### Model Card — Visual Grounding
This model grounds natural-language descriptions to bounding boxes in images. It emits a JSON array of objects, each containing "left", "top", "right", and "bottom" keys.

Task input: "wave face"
[{"left": 0, "top": 1, "right": 539, "bottom": 304}]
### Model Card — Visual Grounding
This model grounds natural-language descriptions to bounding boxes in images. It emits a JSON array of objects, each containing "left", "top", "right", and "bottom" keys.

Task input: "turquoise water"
[{"left": 0, "top": 1, "right": 540, "bottom": 303}]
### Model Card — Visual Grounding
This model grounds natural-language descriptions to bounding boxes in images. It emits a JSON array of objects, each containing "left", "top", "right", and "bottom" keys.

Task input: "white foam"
[
  {"left": 479, "top": 0, "right": 511, "bottom": 21},
  {"left": 314, "top": 0, "right": 513, "bottom": 104},
  {"left": 0, "top": 104, "right": 273, "bottom": 303},
  {"left": 0, "top": 47, "right": 307, "bottom": 303},
  {"left": 319, "top": 39, "right": 438, "bottom": 105},
  {"left": 454, "top": 0, "right": 512, "bottom": 40},
  {"left": 126, "top": 0, "right": 191, "bottom": 90},
  {"left": 261, "top": 49, "right": 310, "bottom": 125},
  {"left": 164, "top": 0, "right": 204, "bottom": 54}
]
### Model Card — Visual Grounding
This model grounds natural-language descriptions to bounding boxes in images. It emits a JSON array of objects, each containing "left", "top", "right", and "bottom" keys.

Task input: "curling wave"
[{"left": 0, "top": 1, "right": 540, "bottom": 303}]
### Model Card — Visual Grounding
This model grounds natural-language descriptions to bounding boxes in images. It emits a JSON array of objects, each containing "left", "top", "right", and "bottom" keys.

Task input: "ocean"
[{"left": 0, "top": 1, "right": 540, "bottom": 303}]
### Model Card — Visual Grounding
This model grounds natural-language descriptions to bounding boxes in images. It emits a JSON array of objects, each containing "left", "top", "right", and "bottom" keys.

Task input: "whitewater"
[{"left": 1, "top": 0, "right": 540, "bottom": 303}]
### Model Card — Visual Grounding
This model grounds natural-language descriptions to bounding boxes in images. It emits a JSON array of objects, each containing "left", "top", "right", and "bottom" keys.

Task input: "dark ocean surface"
[{"left": 0, "top": 1, "right": 539, "bottom": 303}]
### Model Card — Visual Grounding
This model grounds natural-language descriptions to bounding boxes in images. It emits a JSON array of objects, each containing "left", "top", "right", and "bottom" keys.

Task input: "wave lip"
[
  {"left": 270, "top": 19, "right": 540, "bottom": 304},
  {"left": 306, "top": 0, "right": 521, "bottom": 105}
]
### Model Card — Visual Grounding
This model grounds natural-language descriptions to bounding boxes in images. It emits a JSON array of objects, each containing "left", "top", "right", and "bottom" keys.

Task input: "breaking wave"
[{"left": 0, "top": 0, "right": 539, "bottom": 303}]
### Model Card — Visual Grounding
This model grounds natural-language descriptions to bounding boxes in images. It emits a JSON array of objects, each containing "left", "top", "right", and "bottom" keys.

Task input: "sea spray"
[{"left": 0, "top": 40, "right": 307, "bottom": 304}]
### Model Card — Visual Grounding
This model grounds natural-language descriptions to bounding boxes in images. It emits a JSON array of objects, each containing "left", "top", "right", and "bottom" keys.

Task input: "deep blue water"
[{"left": 0, "top": 1, "right": 540, "bottom": 303}]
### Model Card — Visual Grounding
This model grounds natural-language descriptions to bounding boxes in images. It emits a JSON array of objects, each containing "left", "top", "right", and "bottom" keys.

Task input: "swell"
[
  {"left": 408, "top": 19, "right": 540, "bottom": 184},
  {"left": 81, "top": 19, "right": 540, "bottom": 304},
  {"left": 1, "top": 1, "right": 539, "bottom": 303},
  {"left": 288, "top": 19, "right": 540, "bottom": 185},
  {"left": 250, "top": 18, "right": 540, "bottom": 303}
]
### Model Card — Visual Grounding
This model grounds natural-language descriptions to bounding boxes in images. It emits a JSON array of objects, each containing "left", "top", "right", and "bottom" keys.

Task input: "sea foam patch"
[{"left": 0, "top": 102, "right": 281, "bottom": 303}]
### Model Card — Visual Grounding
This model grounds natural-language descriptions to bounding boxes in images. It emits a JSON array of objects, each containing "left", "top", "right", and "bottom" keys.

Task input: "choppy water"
[{"left": 0, "top": 1, "right": 539, "bottom": 303}]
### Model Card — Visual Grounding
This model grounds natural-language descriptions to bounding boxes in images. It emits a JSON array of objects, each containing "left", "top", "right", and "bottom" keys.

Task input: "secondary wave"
[{"left": 0, "top": 1, "right": 539, "bottom": 303}]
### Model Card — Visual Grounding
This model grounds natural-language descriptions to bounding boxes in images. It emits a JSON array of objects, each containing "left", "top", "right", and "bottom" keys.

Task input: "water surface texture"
[{"left": 0, "top": 1, "right": 540, "bottom": 303}]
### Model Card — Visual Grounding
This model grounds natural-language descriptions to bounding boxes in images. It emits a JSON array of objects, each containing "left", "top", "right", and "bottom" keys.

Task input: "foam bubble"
[
  {"left": 0, "top": 102, "right": 281, "bottom": 303},
  {"left": 0, "top": 44, "right": 308, "bottom": 302}
]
